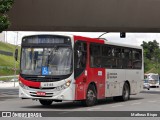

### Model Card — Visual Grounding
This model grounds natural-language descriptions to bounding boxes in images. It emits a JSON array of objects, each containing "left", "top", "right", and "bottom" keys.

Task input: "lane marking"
[
  {"left": 148, "top": 100, "right": 157, "bottom": 103},
  {"left": 111, "top": 104, "right": 123, "bottom": 108},
  {"left": 59, "top": 111, "right": 73, "bottom": 114},
  {"left": 131, "top": 102, "right": 142, "bottom": 105},
  {"left": 87, "top": 107, "right": 101, "bottom": 111}
]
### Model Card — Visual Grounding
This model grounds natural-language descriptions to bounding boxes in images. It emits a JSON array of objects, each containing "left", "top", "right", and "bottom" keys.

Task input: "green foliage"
[
  {"left": 0, "top": 41, "right": 20, "bottom": 75},
  {"left": 141, "top": 40, "right": 160, "bottom": 74},
  {"left": 0, "top": 14, "right": 10, "bottom": 32},
  {"left": 0, "top": 0, "right": 14, "bottom": 32},
  {"left": 0, "top": 0, "right": 14, "bottom": 13}
]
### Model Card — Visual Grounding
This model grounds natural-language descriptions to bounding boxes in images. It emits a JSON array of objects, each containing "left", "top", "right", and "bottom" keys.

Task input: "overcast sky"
[{"left": 5, "top": 31, "right": 160, "bottom": 46}]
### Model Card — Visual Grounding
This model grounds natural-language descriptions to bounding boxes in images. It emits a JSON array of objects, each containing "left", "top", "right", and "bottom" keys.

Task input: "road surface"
[{"left": 0, "top": 88, "right": 160, "bottom": 119}]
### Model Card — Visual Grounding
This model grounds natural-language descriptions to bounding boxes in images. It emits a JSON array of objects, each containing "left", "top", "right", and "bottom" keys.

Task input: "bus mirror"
[{"left": 14, "top": 48, "right": 18, "bottom": 61}]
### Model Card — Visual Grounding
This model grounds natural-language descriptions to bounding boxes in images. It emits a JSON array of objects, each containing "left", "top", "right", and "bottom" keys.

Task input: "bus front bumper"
[{"left": 19, "top": 85, "right": 75, "bottom": 101}]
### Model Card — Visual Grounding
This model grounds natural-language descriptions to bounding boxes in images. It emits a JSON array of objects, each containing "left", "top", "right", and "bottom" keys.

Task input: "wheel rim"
[
  {"left": 123, "top": 85, "right": 129, "bottom": 99},
  {"left": 87, "top": 89, "right": 96, "bottom": 101}
]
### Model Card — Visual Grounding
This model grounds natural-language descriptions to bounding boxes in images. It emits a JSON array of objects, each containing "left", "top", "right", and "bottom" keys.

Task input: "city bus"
[
  {"left": 16, "top": 34, "right": 144, "bottom": 106},
  {"left": 144, "top": 73, "right": 159, "bottom": 87}
]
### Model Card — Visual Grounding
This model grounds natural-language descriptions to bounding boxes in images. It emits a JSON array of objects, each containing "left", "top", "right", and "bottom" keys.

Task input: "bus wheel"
[
  {"left": 39, "top": 100, "right": 53, "bottom": 106},
  {"left": 82, "top": 85, "right": 97, "bottom": 106},
  {"left": 120, "top": 83, "right": 130, "bottom": 101}
]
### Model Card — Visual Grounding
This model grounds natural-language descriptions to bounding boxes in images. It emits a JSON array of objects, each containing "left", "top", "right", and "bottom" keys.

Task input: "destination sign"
[{"left": 22, "top": 35, "right": 71, "bottom": 44}]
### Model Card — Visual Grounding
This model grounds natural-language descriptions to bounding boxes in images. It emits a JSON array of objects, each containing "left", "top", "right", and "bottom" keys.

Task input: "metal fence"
[{"left": 0, "top": 50, "right": 13, "bottom": 56}]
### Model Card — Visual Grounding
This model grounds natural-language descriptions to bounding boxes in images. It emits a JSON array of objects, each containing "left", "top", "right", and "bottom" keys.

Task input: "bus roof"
[
  {"left": 74, "top": 35, "right": 142, "bottom": 49},
  {"left": 104, "top": 41, "right": 142, "bottom": 50},
  {"left": 22, "top": 34, "right": 142, "bottom": 49}
]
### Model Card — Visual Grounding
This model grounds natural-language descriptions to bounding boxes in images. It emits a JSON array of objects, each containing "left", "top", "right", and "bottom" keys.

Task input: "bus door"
[
  {"left": 74, "top": 41, "right": 88, "bottom": 100},
  {"left": 88, "top": 44, "right": 105, "bottom": 99}
]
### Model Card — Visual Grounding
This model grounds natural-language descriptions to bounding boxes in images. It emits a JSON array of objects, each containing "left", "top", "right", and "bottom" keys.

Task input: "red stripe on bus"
[
  {"left": 74, "top": 36, "right": 105, "bottom": 44},
  {"left": 19, "top": 76, "right": 40, "bottom": 88}
]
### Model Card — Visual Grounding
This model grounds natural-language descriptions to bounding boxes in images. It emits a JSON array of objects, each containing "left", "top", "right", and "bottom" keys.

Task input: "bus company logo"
[{"left": 2, "top": 112, "right": 11, "bottom": 117}]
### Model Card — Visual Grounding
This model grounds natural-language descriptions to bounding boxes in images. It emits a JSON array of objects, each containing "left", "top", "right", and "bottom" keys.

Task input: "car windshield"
[{"left": 21, "top": 47, "right": 73, "bottom": 76}]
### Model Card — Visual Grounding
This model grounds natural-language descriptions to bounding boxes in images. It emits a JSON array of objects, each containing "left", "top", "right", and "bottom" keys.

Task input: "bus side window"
[
  {"left": 90, "top": 44, "right": 102, "bottom": 68},
  {"left": 121, "top": 48, "right": 132, "bottom": 69},
  {"left": 115, "top": 47, "right": 122, "bottom": 68},
  {"left": 101, "top": 45, "right": 112, "bottom": 68},
  {"left": 132, "top": 49, "right": 142, "bottom": 69},
  {"left": 74, "top": 41, "right": 87, "bottom": 78}
]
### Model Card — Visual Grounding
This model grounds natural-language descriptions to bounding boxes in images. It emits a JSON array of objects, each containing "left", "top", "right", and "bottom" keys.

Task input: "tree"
[
  {"left": 141, "top": 40, "right": 160, "bottom": 60},
  {"left": 0, "top": 0, "right": 14, "bottom": 32},
  {"left": 141, "top": 40, "right": 160, "bottom": 73}
]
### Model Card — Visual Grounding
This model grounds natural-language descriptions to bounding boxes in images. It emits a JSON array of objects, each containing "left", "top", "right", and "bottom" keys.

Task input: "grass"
[
  {"left": 0, "top": 41, "right": 21, "bottom": 76},
  {"left": 0, "top": 41, "right": 19, "bottom": 52}
]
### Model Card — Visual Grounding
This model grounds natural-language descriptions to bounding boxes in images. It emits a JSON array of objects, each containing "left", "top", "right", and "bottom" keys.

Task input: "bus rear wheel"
[
  {"left": 82, "top": 85, "right": 97, "bottom": 106},
  {"left": 113, "top": 83, "right": 130, "bottom": 101},
  {"left": 121, "top": 83, "right": 130, "bottom": 101},
  {"left": 39, "top": 100, "right": 53, "bottom": 106}
]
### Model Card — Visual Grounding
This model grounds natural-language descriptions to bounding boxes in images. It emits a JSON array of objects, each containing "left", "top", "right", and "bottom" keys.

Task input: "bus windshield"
[
  {"left": 21, "top": 46, "right": 73, "bottom": 76},
  {"left": 150, "top": 75, "right": 159, "bottom": 80}
]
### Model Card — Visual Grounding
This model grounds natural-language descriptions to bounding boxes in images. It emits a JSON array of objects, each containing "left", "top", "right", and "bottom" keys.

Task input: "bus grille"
[
  {"left": 23, "top": 77, "right": 60, "bottom": 82},
  {"left": 29, "top": 86, "right": 56, "bottom": 90}
]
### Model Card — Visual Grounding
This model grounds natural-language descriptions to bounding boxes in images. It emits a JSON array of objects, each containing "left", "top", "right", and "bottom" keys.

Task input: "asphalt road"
[
  {"left": 0, "top": 88, "right": 160, "bottom": 111},
  {"left": 0, "top": 88, "right": 160, "bottom": 119}
]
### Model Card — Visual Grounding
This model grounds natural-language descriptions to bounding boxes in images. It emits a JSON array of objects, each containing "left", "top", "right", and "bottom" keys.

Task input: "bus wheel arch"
[
  {"left": 82, "top": 82, "right": 97, "bottom": 106},
  {"left": 121, "top": 81, "right": 130, "bottom": 101},
  {"left": 113, "top": 81, "right": 130, "bottom": 101},
  {"left": 125, "top": 80, "right": 131, "bottom": 95},
  {"left": 89, "top": 82, "right": 97, "bottom": 95}
]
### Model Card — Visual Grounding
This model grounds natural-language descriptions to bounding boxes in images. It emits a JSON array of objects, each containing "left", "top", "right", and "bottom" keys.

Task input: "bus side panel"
[
  {"left": 87, "top": 68, "right": 106, "bottom": 99},
  {"left": 75, "top": 72, "right": 87, "bottom": 100},
  {"left": 74, "top": 36, "right": 105, "bottom": 100},
  {"left": 105, "top": 69, "right": 125, "bottom": 97},
  {"left": 126, "top": 70, "right": 142, "bottom": 94}
]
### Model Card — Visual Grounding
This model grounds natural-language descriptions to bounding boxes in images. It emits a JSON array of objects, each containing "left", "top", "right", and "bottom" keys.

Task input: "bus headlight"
[
  {"left": 19, "top": 81, "right": 29, "bottom": 90},
  {"left": 56, "top": 80, "right": 71, "bottom": 91}
]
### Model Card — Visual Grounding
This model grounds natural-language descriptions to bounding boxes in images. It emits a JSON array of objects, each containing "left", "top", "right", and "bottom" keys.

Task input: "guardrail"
[
  {"left": 0, "top": 75, "right": 18, "bottom": 78},
  {"left": 0, "top": 50, "right": 13, "bottom": 56}
]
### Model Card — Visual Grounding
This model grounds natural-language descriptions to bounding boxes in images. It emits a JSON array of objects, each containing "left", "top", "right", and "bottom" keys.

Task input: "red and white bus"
[{"left": 17, "top": 34, "right": 143, "bottom": 106}]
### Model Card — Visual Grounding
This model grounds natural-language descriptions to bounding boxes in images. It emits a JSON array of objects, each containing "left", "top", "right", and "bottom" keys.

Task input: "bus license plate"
[
  {"left": 37, "top": 91, "right": 46, "bottom": 96},
  {"left": 41, "top": 82, "right": 54, "bottom": 88}
]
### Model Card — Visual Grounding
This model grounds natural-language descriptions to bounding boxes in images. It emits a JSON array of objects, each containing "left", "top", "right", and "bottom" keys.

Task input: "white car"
[{"left": 143, "top": 80, "right": 150, "bottom": 90}]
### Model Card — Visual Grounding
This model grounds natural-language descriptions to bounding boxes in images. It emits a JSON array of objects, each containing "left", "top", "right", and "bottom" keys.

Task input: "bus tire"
[
  {"left": 39, "top": 100, "right": 53, "bottom": 106},
  {"left": 82, "top": 85, "right": 97, "bottom": 106},
  {"left": 120, "top": 82, "right": 130, "bottom": 101}
]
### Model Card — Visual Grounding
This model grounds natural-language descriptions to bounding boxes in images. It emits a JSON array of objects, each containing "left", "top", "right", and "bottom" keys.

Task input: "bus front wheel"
[
  {"left": 39, "top": 100, "right": 53, "bottom": 106},
  {"left": 82, "top": 85, "right": 97, "bottom": 106}
]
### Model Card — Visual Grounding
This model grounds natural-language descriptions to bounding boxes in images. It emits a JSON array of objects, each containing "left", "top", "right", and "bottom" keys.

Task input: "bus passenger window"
[
  {"left": 122, "top": 49, "right": 133, "bottom": 69},
  {"left": 132, "top": 50, "right": 142, "bottom": 69},
  {"left": 90, "top": 44, "right": 101, "bottom": 68}
]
